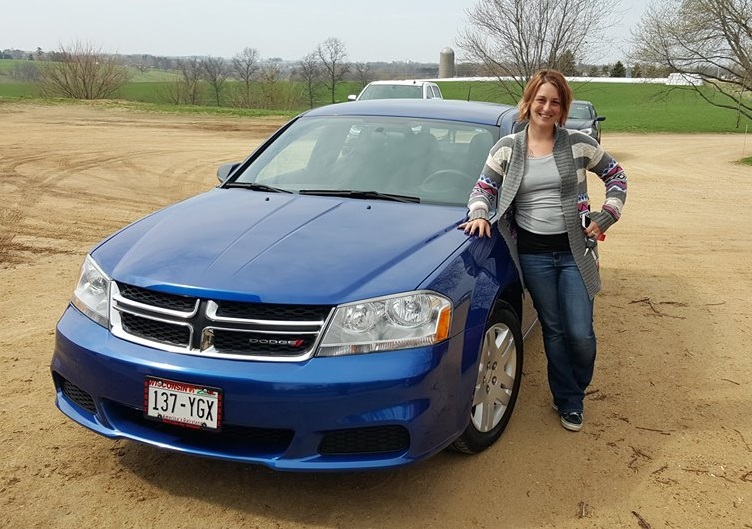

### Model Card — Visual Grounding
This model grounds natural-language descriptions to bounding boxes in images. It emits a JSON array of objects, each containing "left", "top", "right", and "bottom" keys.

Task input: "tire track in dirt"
[
  {"left": 2, "top": 138, "right": 220, "bottom": 265},
  {"left": 0, "top": 151, "right": 63, "bottom": 264},
  {"left": 119, "top": 151, "right": 217, "bottom": 203},
  {"left": 1, "top": 148, "right": 168, "bottom": 264}
]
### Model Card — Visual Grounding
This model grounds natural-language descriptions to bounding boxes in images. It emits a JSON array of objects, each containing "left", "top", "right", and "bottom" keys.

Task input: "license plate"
[{"left": 144, "top": 377, "right": 222, "bottom": 431}]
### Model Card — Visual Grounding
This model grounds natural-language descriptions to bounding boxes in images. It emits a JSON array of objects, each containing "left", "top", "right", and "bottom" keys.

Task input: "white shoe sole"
[{"left": 560, "top": 415, "right": 583, "bottom": 432}]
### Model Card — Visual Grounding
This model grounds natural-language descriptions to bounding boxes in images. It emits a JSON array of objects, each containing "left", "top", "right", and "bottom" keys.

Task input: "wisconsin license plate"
[{"left": 144, "top": 377, "right": 222, "bottom": 431}]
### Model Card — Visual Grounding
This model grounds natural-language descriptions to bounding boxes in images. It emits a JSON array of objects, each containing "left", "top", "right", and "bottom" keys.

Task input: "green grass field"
[
  {"left": 116, "top": 81, "right": 175, "bottom": 103},
  {"left": 0, "top": 82, "right": 39, "bottom": 97},
  {"left": 1, "top": 64, "right": 750, "bottom": 134},
  {"left": 434, "top": 80, "right": 751, "bottom": 134},
  {"left": 0, "top": 59, "right": 29, "bottom": 74}
]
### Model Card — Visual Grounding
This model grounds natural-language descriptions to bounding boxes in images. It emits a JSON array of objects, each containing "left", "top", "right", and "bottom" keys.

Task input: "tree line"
[
  {"left": 7, "top": 39, "right": 639, "bottom": 110},
  {"left": 4, "top": 39, "right": 439, "bottom": 110},
  {"left": 4, "top": 0, "right": 749, "bottom": 121}
]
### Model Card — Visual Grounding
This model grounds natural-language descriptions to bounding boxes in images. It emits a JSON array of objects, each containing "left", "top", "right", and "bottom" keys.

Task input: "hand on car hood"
[{"left": 92, "top": 188, "right": 469, "bottom": 304}]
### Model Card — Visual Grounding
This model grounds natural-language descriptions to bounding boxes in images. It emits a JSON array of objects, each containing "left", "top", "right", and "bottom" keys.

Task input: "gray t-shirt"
[{"left": 515, "top": 154, "right": 566, "bottom": 234}]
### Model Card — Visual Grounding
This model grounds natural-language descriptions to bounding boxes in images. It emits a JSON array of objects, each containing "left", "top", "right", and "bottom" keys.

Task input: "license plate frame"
[{"left": 144, "top": 376, "right": 222, "bottom": 432}]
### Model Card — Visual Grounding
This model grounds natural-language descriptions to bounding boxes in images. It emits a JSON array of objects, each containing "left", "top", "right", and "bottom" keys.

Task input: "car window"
[
  {"left": 569, "top": 103, "right": 594, "bottom": 120},
  {"left": 359, "top": 85, "right": 423, "bottom": 100},
  {"left": 431, "top": 86, "right": 442, "bottom": 98},
  {"left": 251, "top": 123, "right": 321, "bottom": 180},
  {"left": 234, "top": 116, "right": 498, "bottom": 206}
]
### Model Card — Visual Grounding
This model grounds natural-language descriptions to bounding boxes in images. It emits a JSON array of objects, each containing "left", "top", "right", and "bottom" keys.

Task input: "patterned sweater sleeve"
[
  {"left": 583, "top": 142, "right": 627, "bottom": 232},
  {"left": 467, "top": 138, "right": 509, "bottom": 220}
]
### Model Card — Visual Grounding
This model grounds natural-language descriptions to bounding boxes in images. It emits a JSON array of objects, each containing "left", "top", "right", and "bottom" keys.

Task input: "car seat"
[{"left": 467, "top": 132, "right": 494, "bottom": 177}]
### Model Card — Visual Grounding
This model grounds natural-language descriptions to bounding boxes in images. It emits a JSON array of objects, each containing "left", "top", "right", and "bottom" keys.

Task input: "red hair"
[{"left": 518, "top": 70, "right": 573, "bottom": 126}]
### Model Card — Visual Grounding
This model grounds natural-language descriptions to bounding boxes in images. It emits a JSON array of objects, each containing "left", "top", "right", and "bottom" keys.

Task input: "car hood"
[
  {"left": 565, "top": 118, "right": 594, "bottom": 130},
  {"left": 92, "top": 188, "right": 469, "bottom": 305}
]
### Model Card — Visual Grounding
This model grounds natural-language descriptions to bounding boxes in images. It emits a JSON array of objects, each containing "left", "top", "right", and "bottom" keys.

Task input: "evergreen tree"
[
  {"left": 610, "top": 60, "right": 626, "bottom": 77},
  {"left": 557, "top": 50, "right": 578, "bottom": 76}
]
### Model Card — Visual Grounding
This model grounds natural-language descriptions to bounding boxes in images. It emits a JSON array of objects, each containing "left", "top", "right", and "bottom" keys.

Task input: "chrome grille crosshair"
[{"left": 110, "top": 282, "right": 333, "bottom": 362}]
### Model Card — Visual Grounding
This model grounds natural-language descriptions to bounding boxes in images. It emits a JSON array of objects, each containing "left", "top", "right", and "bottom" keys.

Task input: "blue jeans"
[{"left": 519, "top": 252, "right": 596, "bottom": 414}]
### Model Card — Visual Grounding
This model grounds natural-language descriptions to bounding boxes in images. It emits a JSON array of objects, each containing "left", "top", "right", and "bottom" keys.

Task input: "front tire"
[{"left": 451, "top": 304, "right": 523, "bottom": 454}]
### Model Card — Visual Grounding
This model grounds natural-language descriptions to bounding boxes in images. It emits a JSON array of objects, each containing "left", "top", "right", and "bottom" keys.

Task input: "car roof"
[
  {"left": 303, "top": 99, "right": 519, "bottom": 127},
  {"left": 572, "top": 100, "right": 594, "bottom": 106},
  {"left": 365, "top": 80, "right": 437, "bottom": 86}
]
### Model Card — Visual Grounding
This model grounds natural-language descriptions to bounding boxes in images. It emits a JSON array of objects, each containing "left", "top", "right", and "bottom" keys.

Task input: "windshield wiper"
[
  {"left": 225, "top": 182, "right": 293, "bottom": 193},
  {"left": 299, "top": 189, "right": 420, "bottom": 203}
]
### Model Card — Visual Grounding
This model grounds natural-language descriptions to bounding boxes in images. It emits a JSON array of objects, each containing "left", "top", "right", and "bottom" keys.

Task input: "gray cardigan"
[{"left": 467, "top": 125, "right": 627, "bottom": 299}]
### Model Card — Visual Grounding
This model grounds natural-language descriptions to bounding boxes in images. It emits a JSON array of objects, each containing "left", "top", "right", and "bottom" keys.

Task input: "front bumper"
[{"left": 51, "top": 306, "right": 478, "bottom": 471}]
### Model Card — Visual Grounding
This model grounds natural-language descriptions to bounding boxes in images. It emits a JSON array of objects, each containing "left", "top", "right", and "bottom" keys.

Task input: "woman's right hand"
[{"left": 459, "top": 218, "right": 492, "bottom": 238}]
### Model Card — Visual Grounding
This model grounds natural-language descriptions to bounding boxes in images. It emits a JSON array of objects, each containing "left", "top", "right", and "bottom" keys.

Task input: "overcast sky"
[{"left": 3, "top": 0, "right": 652, "bottom": 64}]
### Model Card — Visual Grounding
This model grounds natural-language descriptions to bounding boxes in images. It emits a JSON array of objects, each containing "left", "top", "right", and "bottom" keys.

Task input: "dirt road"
[{"left": 1, "top": 102, "right": 751, "bottom": 528}]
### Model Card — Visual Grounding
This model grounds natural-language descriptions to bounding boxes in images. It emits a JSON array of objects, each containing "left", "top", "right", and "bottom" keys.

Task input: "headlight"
[
  {"left": 71, "top": 255, "right": 110, "bottom": 327},
  {"left": 581, "top": 127, "right": 594, "bottom": 136},
  {"left": 316, "top": 292, "right": 452, "bottom": 357}
]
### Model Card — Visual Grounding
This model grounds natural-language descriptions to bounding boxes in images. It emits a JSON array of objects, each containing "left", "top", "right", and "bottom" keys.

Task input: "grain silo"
[{"left": 439, "top": 47, "right": 455, "bottom": 78}]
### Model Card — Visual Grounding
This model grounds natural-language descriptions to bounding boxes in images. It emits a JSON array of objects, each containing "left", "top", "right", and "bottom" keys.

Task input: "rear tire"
[{"left": 451, "top": 304, "right": 523, "bottom": 454}]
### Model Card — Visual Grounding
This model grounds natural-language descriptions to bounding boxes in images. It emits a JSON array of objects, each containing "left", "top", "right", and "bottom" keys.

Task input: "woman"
[{"left": 459, "top": 70, "right": 627, "bottom": 432}]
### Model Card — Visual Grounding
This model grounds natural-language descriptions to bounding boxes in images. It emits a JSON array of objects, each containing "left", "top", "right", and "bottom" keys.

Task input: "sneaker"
[
  {"left": 560, "top": 411, "right": 583, "bottom": 432},
  {"left": 552, "top": 402, "right": 558, "bottom": 411}
]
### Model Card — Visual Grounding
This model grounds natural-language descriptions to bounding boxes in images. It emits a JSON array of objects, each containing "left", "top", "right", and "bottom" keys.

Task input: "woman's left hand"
[
  {"left": 459, "top": 218, "right": 492, "bottom": 238},
  {"left": 585, "top": 219, "right": 602, "bottom": 239}
]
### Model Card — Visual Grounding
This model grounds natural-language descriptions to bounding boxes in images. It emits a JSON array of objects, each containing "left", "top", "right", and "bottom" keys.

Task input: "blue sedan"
[{"left": 51, "top": 99, "right": 534, "bottom": 471}]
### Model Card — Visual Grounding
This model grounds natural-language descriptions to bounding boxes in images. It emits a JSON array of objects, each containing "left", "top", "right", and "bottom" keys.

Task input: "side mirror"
[
  {"left": 347, "top": 94, "right": 357, "bottom": 101},
  {"left": 217, "top": 162, "right": 240, "bottom": 183},
  {"left": 595, "top": 116, "right": 606, "bottom": 122}
]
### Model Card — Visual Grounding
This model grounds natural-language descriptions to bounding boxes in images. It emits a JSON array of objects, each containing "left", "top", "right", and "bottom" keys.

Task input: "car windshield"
[
  {"left": 231, "top": 115, "right": 498, "bottom": 206},
  {"left": 359, "top": 85, "right": 423, "bottom": 100},
  {"left": 569, "top": 103, "right": 594, "bottom": 120}
]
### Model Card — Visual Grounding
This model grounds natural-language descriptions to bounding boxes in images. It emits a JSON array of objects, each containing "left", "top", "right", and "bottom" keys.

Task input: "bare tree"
[
  {"left": 232, "top": 47, "right": 261, "bottom": 108},
  {"left": 134, "top": 55, "right": 151, "bottom": 74},
  {"left": 295, "top": 52, "right": 323, "bottom": 109},
  {"left": 353, "top": 62, "right": 374, "bottom": 89},
  {"left": 13, "top": 62, "right": 40, "bottom": 82},
  {"left": 258, "top": 62, "right": 283, "bottom": 109},
  {"left": 201, "top": 56, "right": 228, "bottom": 106},
  {"left": 457, "top": 0, "right": 619, "bottom": 98},
  {"left": 317, "top": 37, "right": 350, "bottom": 104},
  {"left": 38, "top": 41, "right": 130, "bottom": 99},
  {"left": 176, "top": 57, "right": 203, "bottom": 105},
  {"left": 631, "top": 0, "right": 752, "bottom": 122}
]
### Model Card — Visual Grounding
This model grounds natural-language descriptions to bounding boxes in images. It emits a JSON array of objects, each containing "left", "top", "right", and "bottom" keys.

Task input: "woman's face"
[{"left": 529, "top": 82, "right": 562, "bottom": 129}]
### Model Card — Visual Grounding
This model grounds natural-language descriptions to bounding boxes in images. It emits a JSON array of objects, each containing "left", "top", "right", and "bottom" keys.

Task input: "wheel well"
[{"left": 497, "top": 280, "right": 523, "bottom": 324}]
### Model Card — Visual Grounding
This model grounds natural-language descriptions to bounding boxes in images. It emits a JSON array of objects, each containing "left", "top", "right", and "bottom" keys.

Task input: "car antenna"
[{"left": 466, "top": 85, "right": 472, "bottom": 101}]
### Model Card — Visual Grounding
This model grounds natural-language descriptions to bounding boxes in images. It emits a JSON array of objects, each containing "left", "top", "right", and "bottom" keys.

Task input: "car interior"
[{"left": 239, "top": 117, "right": 499, "bottom": 206}]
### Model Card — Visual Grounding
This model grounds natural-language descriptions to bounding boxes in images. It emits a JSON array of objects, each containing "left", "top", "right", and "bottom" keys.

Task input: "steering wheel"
[{"left": 421, "top": 169, "right": 475, "bottom": 190}]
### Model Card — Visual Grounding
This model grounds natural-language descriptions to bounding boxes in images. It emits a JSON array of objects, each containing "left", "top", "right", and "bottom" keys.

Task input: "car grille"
[
  {"left": 121, "top": 311, "right": 192, "bottom": 347},
  {"left": 318, "top": 426, "right": 410, "bottom": 455},
  {"left": 110, "top": 282, "right": 333, "bottom": 361},
  {"left": 108, "top": 402, "right": 295, "bottom": 454},
  {"left": 60, "top": 378, "right": 97, "bottom": 413},
  {"left": 118, "top": 283, "right": 198, "bottom": 312}
]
